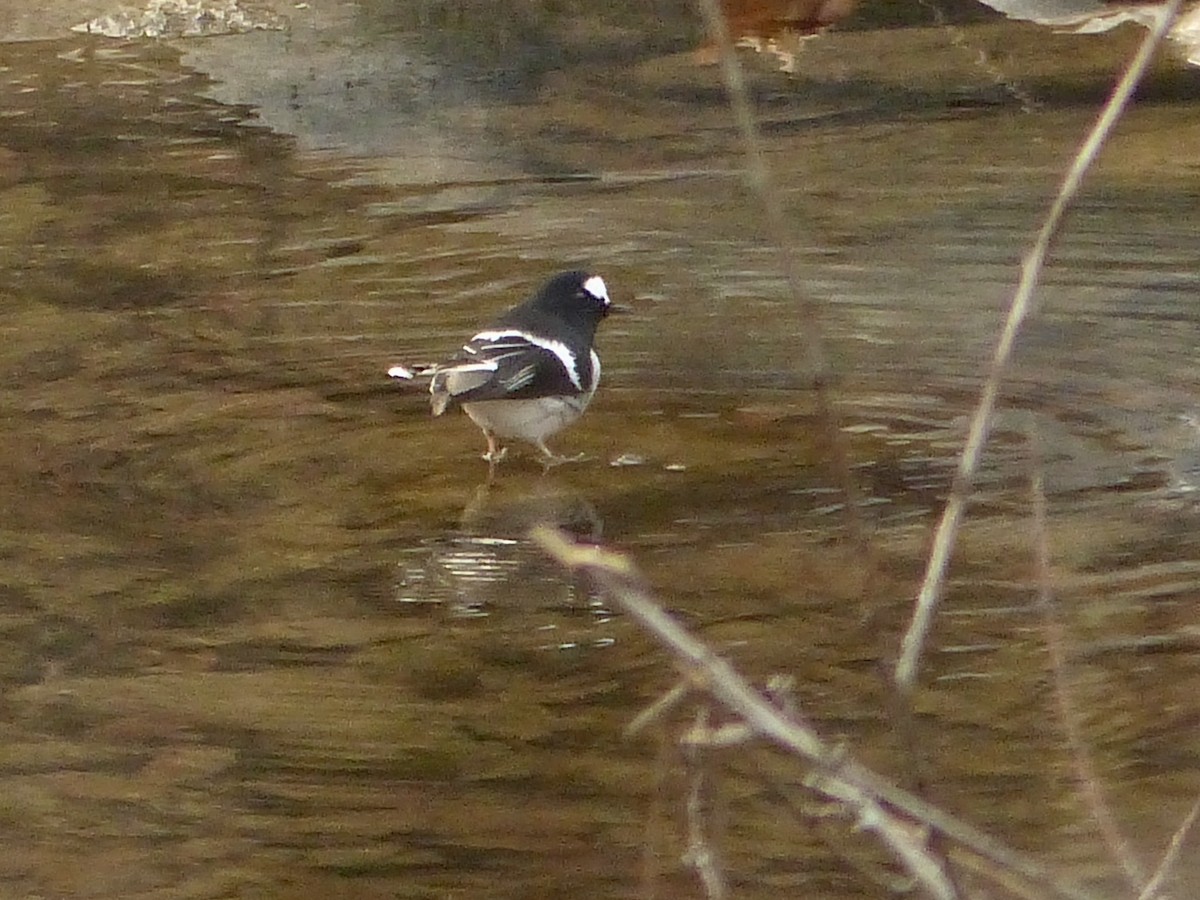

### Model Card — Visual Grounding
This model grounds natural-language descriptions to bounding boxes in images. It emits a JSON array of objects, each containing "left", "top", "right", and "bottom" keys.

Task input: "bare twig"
[
  {"left": 682, "top": 706, "right": 728, "bottom": 900},
  {"left": 1136, "top": 795, "right": 1200, "bottom": 900},
  {"left": 534, "top": 527, "right": 1103, "bottom": 900},
  {"left": 692, "top": 0, "right": 831, "bottom": 381},
  {"left": 805, "top": 766, "right": 958, "bottom": 900},
  {"left": 627, "top": 680, "right": 692, "bottom": 737},
  {"left": 692, "top": 0, "right": 873, "bottom": 563},
  {"left": 918, "top": 0, "right": 1039, "bottom": 113},
  {"left": 895, "top": 0, "right": 1186, "bottom": 689},
  {"left": 683, "top": 721, "right": 756, "bottom": 748},
  {"left": 1029, "top": 429, "right": 1146, "bottom": 887}
]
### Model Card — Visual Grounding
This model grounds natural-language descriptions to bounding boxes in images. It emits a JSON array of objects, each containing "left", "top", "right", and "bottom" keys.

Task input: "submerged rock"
[{"left": 72, "top": 0, "right": 286, "bottom": 38}]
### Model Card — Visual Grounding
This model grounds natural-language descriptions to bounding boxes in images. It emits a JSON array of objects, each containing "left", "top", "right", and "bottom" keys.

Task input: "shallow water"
[{"left": 2, "top": 2, "right": 1200, "bottom": 897}]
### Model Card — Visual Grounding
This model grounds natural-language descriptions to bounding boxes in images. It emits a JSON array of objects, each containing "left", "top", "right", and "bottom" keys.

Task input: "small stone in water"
[{"left": 610, "top": 453, "right": 647, "bottom": 467}]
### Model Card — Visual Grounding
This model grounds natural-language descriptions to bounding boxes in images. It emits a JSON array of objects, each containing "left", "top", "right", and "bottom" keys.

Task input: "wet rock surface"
[{"left": 71, "top": 0, "right": 288, "bottom": 39}]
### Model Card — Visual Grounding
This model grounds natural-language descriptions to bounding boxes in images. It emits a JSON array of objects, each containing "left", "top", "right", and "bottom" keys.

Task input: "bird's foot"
[
  {"left": 482, "top": 432, "right": 508, "bottom": 465},
  {"left": 538, "top": 446, "right": 587, "bottom": 471},
  {"left": 483, "top": 444, "right": 507, "bottom": 481}
]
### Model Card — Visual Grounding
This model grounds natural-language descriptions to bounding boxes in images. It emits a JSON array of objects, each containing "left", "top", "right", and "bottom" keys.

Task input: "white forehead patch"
[{"left": 582, "top": 275, "right": 610, "bottom": 306}]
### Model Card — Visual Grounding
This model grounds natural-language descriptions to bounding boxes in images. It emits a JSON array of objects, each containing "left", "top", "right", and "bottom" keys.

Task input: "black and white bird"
[{"left": 388, "top": 270, "right": 614, "bottom": 468}]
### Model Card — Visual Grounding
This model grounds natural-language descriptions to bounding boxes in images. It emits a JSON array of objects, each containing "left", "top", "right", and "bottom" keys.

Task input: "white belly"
[{"left": 462, "top": 393, "right": 593, "bottom": 444}]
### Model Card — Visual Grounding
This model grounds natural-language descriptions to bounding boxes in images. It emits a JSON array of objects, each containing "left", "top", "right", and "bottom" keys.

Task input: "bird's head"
[{"left": 535, "top": 270, "right": 613, "bottom": 320}]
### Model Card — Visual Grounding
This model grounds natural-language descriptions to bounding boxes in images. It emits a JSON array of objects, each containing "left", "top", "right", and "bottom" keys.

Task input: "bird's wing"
[{"left": 429, "top": 331, "right": 583, "bottom": 412}]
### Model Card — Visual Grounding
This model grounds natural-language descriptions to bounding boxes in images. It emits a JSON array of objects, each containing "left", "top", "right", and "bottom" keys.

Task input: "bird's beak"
[{"left": 606, "top": 302, "right": 633, "bottom": 316}]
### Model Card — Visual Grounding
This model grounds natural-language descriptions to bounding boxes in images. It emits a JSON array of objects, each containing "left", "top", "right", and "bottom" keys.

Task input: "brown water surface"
[{"left": 2, "top": 2, "right": 1200, "bottom": 898}]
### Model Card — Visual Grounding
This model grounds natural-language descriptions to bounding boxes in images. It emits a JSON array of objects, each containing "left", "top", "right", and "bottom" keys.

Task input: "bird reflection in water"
[{"left": 393, "top": 476, "right": 608, "bottom": 629}]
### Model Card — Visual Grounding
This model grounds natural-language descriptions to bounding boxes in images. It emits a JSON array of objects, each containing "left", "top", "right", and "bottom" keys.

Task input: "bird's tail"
[
  {"left": 387, "top": 363, "right": 437, "bottom": 380},
  {"left": 389, "top": 362, "right": 454, "bottom": 415}
]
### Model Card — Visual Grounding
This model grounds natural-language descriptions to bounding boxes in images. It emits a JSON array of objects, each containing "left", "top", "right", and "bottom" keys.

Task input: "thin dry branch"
[
  {"left": 1029, "top": 431, "right": 1147, "bottom": 888},
  {"left": 691, "top": 0, "right": 873, "bottom": 563},
  {"left": 691, "top": 0, "right": 832, "bottom": 382},
  {"left": 534, "top": 526, "right": 1103, "bottom": 900},
  {"left": 627, "top": 680, "right": 691, "bottom": 737},
  {"left": 895, "top": 0, "right": 1186, "bottom": 689},
  {"left": 682, "top": 706, "right": 729, "bottom": 900},
  {"left": 1136, "top": 795, "right": 1200, "bottom": 900}
]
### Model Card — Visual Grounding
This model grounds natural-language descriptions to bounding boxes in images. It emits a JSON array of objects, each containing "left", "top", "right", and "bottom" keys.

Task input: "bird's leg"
[{"left": 482, "top": 431, "right": 507, "bottom": 465}]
